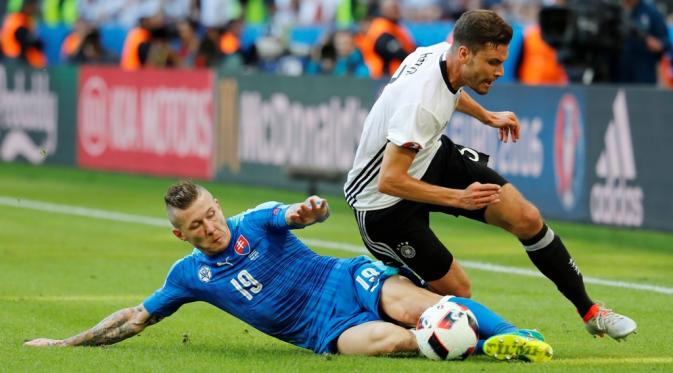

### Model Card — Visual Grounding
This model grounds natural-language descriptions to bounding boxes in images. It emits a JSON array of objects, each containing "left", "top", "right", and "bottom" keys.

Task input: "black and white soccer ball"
[{"left": 415, "top": 299, "right": 479, "bottom": 360}]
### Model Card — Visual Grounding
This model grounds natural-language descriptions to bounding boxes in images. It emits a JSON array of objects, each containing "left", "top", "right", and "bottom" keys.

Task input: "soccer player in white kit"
[{"left": 344, "top": 9, "right": 636, "bottom": 341}]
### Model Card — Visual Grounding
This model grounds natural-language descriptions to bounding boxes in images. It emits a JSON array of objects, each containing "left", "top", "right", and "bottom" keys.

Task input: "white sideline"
[{"left": 2, "top": 195, "right": 672, "bottom": 296}]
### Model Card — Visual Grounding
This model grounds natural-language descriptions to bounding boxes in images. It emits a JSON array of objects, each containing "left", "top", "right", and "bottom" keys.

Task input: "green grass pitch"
[{"left": 1, "top": 162, "right": 672, "bottom": 372}]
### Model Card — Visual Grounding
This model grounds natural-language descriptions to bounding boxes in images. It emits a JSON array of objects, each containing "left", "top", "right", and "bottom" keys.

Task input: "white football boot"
[{"left": 585, "top": 305, "right": 637, "bottom": 341}]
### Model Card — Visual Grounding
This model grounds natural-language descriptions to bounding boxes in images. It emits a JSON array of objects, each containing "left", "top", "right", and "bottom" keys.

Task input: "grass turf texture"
[{"left": 1, "top": 162, "right": 672, "bottom": 372}]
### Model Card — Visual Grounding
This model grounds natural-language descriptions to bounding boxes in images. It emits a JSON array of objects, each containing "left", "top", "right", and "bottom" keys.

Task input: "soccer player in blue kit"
[{"left": 25, "top": 180, "right": 552, "bottom": 362}]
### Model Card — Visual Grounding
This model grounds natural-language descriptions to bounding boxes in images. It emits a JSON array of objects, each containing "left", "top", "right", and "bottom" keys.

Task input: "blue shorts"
[{"left": 313, "top": 256, "right": 398, "bottom": 354}]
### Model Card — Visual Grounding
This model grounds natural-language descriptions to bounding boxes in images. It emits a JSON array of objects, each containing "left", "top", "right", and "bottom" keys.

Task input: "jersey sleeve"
[
  {"left": 387, "top": 104, "right": 442, "bottom": 150},
  {"left": 246, "top": 201, "right": 291, "bottom": 231},
  {"left": 143, "top": 260, "right": 195, "bottom": 318}
]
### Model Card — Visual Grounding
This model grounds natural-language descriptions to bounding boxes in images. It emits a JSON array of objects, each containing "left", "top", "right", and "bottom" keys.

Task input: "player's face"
[
  {"left": 462, "top": 44, "right": 508, "bottom": 95},
  {"left": 171, "top": 191, "right": 231, "bottom": 256}
]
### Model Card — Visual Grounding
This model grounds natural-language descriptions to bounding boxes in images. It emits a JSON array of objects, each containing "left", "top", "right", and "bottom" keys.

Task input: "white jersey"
[{"left": 344, "top": 42, "right": 463, "bottom": 210}]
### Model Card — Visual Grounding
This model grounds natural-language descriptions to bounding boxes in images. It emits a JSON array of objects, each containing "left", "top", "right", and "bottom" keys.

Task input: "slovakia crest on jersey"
[
  {"left": 234, "top": 235, "right": 251, "bottom": 256},
  {"left": 198, "top": 265, "right": 212, "bottom": 283}
]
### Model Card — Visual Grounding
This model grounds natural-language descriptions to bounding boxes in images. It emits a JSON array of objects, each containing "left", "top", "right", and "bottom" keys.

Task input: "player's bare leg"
[
  {"left": 336, "top": 321, "right": 418, "bottom": 355},
  {"left": 483, "top": 183, "right": 543, "bottom": 238},
  {"left": 337, "top": 275, "right": 447, "bottom": 356},
  {"left": 378, "top": 275, "right": 441, "bottom": 326},
  {"left": 426, "top": 260, "right": 472, "bottom": 298}
]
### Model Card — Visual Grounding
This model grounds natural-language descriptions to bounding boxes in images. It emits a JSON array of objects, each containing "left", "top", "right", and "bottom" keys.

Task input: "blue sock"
[
  {"left": 475, "top": 339, "right": 486, "bottom": 355},
  {"left": 451, "top": 297, "right": 518, "bottom": 355}
]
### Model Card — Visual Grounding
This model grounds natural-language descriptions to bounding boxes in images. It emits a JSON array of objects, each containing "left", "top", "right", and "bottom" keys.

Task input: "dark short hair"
[
  {"left": 452, "top": 10, "right": 512, "bottom": 53},
  {"left": 164, "top": 180, "right": 201, "bottom": 210}
]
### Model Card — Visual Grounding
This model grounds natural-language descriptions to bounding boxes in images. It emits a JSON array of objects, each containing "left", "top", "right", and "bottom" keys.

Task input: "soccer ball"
[{"left": 415, "top": 299, "right": 479, "bottom": 360}]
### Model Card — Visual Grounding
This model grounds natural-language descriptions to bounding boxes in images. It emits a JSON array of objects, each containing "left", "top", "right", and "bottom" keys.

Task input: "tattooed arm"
[{"left": 24, "top": 304, "right": 161, "bottom": 347}]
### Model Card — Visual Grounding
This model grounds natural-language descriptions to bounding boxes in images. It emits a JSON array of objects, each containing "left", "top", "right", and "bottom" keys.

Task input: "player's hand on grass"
[
  {"left": 486, "top": 111, "right": 520, "bottom": 143},
  {"left": 24, "top": 338, "right": 66, "bottom": 347},
  {"left": 288, "top": 196, "right": 330, "bottom": 226},
  {"left": 459, "top": 182, "right": 501, "bottom": 210}
]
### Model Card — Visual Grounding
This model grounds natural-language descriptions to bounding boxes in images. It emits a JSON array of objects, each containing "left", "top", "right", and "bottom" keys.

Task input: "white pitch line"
[
  {"left": 2, "top": 195, "right": 673, "bottom": 296},
  {"left": 553, "top": 357, "right": 673, "bottom": 365},
  {"left": 0, "top": 196, "right": 169, "bottom": 227}
]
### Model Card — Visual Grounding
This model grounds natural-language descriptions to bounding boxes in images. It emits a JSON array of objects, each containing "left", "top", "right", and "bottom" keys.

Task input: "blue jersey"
[{"left": 144, "top": 202, "right": 393, "bottom": 353}]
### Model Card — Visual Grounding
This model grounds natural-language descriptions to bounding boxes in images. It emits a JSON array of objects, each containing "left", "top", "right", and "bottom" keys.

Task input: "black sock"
[{"left": 521, "top": 224, "right": 594, "bottom": 316}]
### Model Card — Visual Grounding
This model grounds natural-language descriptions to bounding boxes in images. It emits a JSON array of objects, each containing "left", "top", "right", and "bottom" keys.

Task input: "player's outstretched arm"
[
  {"left": 24, "top": 304, "right": 161, "bottom": 347},
  {"left": 455, "top": 91, "right": 520, "bottom": 143},
  {"left": 285, "top": 196, "right": 330, "bottom": 228},
  {"left": 456, "top": 91, "right": 491, "bottom": 123}
]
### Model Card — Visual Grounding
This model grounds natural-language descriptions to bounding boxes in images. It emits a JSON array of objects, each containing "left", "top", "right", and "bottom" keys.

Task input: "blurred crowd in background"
[{"left": 1, "top": 0, "right": 673, "bottom": 86}]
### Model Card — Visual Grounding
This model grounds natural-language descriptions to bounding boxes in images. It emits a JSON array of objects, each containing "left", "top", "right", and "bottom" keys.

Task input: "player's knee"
[
  {"left": 442, "top": 276, "right": 472, "bottom": 298},
  {"left": 396, "top": 304, "right": 425, "bottom": 326},
  {"left": 513, "top": 203, "right": 542, "bottom": 236},
  {"left": 452, "top": 283, "right": 472, "bottom": 298}
]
